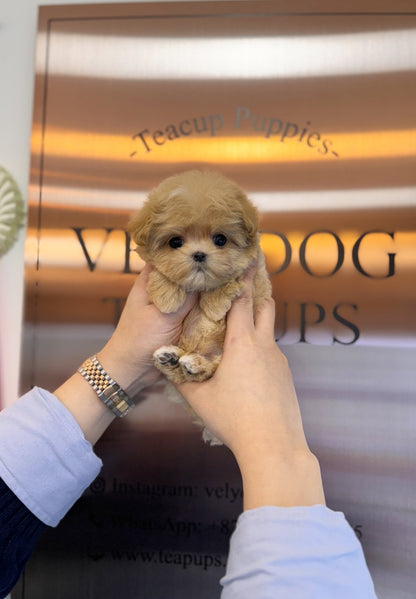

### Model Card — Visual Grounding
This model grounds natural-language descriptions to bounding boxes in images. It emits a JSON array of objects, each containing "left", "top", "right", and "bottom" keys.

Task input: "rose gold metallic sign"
[{"left": 20, "top": 2, "right": 416, "bottom": 598}]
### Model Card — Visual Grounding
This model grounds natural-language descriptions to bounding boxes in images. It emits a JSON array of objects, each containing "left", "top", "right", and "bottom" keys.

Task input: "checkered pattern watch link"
[{"left": 78, "top": 355, "right": 135, "bottom": 417}]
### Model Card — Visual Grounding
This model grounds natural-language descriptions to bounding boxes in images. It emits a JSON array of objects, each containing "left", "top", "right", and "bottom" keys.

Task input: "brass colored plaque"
[{"left": 19, "top": 2, "right": 416, "bottom": 598}]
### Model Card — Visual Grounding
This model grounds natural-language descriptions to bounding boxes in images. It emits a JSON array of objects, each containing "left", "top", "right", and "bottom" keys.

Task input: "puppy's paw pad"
[
  {"left": 153, "top": 346, "right": 181, "bottom": 367},
  {"left": 179, "top": 355, "right": 205, "bottom": 375}
]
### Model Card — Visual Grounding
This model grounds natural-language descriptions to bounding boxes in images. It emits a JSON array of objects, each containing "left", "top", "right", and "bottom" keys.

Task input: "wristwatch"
[{"left": 78, "top": 355, "right": 135, "bottom": 418}]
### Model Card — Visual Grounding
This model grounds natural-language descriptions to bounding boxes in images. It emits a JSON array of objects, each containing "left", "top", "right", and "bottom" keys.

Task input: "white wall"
[{"left": 0, "top": 0, "right": 207, "bottom": 407}]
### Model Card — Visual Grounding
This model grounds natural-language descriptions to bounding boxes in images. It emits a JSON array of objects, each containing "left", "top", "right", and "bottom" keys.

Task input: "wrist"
[
  {"left": 54, "top": 372, "right": 116, "bottom": 446},
  {"left": 78, "top": 355, "right": 136, "bottom": 418},
  {"left": 54, "top": 350, "right": 145, "bottom": 446},
  {"left": 237, "top": 449, "right": 325, "bottom": 510},
  {"left": 97, "top": 344, "right": 150, "bottom": 399}
]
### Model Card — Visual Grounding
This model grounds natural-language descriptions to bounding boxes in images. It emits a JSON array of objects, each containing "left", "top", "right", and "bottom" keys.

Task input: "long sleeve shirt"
[{"left": 0, "top": 387, "right": 377, "bottom": 598}]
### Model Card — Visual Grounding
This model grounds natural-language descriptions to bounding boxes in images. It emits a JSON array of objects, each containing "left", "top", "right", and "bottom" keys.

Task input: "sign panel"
[{"left": 19, "top": 2, "right": 416, "bottom": 598}]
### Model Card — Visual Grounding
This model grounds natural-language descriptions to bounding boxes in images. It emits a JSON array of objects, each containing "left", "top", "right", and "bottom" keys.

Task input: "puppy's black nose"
[{"left": 193, "top": 251, "right": 207, "bottom": 263}]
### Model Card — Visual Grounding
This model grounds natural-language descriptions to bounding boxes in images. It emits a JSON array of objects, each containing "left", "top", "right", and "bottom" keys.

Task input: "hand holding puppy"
[
  {"left": 177, "top": 267, "right": 326, "bottom": 509},
  {"left": 98, "top": 263, "right": 197, "bottom": 395}
]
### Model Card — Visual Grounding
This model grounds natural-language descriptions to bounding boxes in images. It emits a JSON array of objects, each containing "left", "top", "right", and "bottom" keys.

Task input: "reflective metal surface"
[{"left": 19, "top": 2, "right": 416, "bottom": 598}]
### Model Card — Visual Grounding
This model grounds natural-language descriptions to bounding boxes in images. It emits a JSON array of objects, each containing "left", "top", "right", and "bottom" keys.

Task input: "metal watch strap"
[{"left": 78, "top": 355, "right": 135, "bottom": 418}]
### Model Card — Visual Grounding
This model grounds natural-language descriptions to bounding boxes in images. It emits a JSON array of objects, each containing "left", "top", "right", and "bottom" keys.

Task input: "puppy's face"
[{"left": 129, "top": 171, "right": 259, "bottom": 291}]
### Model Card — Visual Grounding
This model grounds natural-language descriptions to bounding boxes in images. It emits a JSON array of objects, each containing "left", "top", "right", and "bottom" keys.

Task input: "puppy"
[{"left": 128, "top": 170, "right": 271, "bottom": 443}]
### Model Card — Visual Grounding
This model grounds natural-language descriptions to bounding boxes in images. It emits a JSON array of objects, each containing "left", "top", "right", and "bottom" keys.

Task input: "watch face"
[{"left": 0, "top": 166, "right": 25, "bottom": 256}]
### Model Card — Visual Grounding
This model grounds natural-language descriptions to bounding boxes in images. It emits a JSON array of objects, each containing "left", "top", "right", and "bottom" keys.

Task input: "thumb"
[
  {"left": 128, "top": 263, "right": 153, "bottom": 307},
  {"left": 224, "top": 261, "right": 257, "bottom": 336}
]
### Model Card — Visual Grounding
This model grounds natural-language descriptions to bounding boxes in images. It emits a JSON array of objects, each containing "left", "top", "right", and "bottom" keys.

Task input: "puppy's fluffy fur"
[{"left": 129, "top": 170, "right": 271, "bottom": 443}]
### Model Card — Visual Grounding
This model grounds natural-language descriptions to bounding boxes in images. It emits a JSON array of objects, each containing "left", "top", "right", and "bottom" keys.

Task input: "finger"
[
  {"left": 254, "top": 297, "right": 276, "bottom": 340},
  {"left": 242, "top": 259, "right": 258, "bottom": 285},
  {"left": 224, "top": 261, "right": 257, "bottom": 335},
  {"left": 174, "top": 380, "right": 206, "bottom": 407},
  {"left": 127, "top": 263, "right": 153, "bottom": 306}
]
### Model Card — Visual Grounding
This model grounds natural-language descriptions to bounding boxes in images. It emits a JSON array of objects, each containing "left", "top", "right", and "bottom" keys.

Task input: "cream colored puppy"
[{"left": 129, "top": 170, "right": 271, "bottom": 442}]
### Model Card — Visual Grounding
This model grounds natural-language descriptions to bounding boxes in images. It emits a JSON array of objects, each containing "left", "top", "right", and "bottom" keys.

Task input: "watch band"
[{"left": 78, "top": 355, "right": 135, "bottom": 418}]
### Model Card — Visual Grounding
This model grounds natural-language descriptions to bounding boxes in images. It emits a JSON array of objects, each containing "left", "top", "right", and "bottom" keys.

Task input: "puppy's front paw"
[
  {"left": 200, "top": 297, "right": 231, "bottom": 322},
  {"left": 148, "top": 273, "right": 186, "bottom": 313},
  {"left": 179, "top": 354, "right": 220, "bottom": 382},
  {"left": 153, "top": 345, "right": 183, "bottom": 371},
  {"left": 200, "top": 280, "right": 244, "bottom": 322},
  {"left": 153, "top": 289, "right": 187, "bottom": 313}
]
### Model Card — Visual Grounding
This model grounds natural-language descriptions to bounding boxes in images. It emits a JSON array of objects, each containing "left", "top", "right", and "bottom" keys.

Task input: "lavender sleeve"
[
  {"left": 0, "top": 387, "right": 102, "bottom": 527},
  {"left": 221, "top": 504, "right": 378, "bottom": 599}
]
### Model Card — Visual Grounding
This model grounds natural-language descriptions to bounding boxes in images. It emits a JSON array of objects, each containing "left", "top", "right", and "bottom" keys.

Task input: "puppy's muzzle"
[{"left": 193, "top": 251, "right": 207, "bottom": 263}]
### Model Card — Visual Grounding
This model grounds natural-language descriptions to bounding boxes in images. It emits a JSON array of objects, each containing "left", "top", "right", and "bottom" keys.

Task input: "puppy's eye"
[
  {"left": 212, "top": 234, "right": 227, "bottom": 247},
  {"left": 168, "top": 236, "right": 184, "bottom": 249}
]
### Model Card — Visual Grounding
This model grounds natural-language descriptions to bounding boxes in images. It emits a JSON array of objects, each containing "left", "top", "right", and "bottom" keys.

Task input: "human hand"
[
  {"left": 176, "top": 267, "right": 325, "bottom": 508},
  {"left": 99, "top": 263, "right": 197, "bottom": 395},
  {"left": 55, "top": 265, "right": 196, "bottom": 445}
]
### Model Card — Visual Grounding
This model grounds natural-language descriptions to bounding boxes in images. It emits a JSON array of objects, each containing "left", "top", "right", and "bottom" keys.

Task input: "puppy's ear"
[
  {"left": 238, "top": 191, "right": 259, "bottom": 245},
  {"left": 127, "top": 202, "right": 153, "bottom": 260}
]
